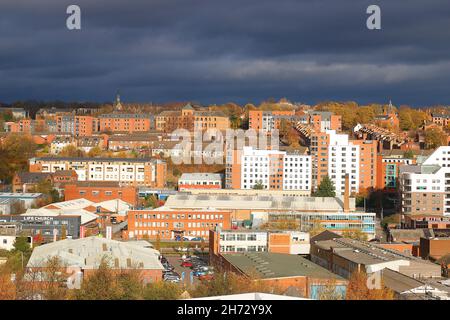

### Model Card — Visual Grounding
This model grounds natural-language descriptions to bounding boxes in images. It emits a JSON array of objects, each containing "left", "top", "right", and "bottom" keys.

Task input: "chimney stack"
[{"left": 344, "top": 173, "right": 350, "bottom": 212}]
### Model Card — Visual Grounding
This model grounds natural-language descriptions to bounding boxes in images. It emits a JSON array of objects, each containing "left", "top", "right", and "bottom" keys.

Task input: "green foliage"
[
  {"left": 35, "top": 180, "right": 60, "bottom": 204},
  {"left": 13, "top": 237, "right": 31, "bottom": 254},
  {"left": 381, "top": 213, "right": 401, "bottom": 228},
  {"left": 74, "top": 257, "right": 141, "bottom": 300},
  {"left": 314, "top": 176, "right": 336, "bottom": 197},
  {"left": 252, "top": 181, "right": 265, "bottom": 190},
  {"left": 116, "top": 271, "right": 144, "bottom": 300},
  {"left": 0, "top": 110, "right": 14, "bottom": 122},
  {"left": 403, "top": 150, "right": 414, "bottom": 159},
  {"left": 143, "top": 195, "right": 159, "bottom": 208}
]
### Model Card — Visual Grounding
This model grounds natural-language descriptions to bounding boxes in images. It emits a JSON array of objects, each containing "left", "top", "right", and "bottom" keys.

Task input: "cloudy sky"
[{"left": 1, "top": 0, "right": 450, "bottom": 106}]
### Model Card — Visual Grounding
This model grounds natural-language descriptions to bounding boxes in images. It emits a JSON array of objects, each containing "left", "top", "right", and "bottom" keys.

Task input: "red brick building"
[
  {"left": 125, "top": 209, "right": 232, "bottom": 240},
  {"left": 64, "top": 182, "right": 138, "bottom": 206}
]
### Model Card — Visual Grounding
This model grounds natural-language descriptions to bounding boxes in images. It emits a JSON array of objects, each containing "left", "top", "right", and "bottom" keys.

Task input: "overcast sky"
[{"left": 1, "top": 0, "right": 450, "bottom": 106}]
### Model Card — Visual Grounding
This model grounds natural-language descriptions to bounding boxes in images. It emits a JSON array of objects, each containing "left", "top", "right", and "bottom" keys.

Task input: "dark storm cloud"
[{"left": 1, "top": 0, "right": 450, "bottom": 105}]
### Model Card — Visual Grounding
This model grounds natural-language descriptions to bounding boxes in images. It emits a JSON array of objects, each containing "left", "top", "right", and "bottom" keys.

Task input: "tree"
[
  {"left": 59, "top": 145, "right": 85, "bottom": 158},
  {"left": 74, "top": 257, "right": 122, "bottom": 300},
  {"left": 115, "top": 270, "right": 144, "bottom": 300},
  {"left": 424, "top": 127, "right": 447, "bottom": 149},
  {"left": 308, "top": 219, "right": 326, "bottom": 237},
  {"left": 60, "top": 225, "right": 67, "bottom": 240},
  {"left": 172, "top": 168, "right": 182, "bottom": 177},
  {"left": 0, "top": 271, "right": 16, "bottom": 300},
  {"left": 35, "top": 180, "right": 60, "bottom": 204},
  {"left": 190, "top": 272, "right": 280, "bottom": 298},
  {"left": 314, "top": 176, "right": 336, "bottom": 197},
  {"left": 87, "top": 146, "right": 102, "bottom": 157},
  {"left": 143, "top": 281, "right": 182, "bottom": 300},
  {"left": 0, "top": 134, "right": 37, "bottom": 184},
  {"left": 315, "top": 279, "right": 344, "bottom": 300},
  {"left": 346, "top": 270, "right": 394, "bottom": 300},
  {"left": 252, "top": 181, "right": 265, "bottom": 190},
  {"left": 154, "top": 234, "right": 161, "bottom": 251},
  {"left": 39, "top": 256, "right": 69, "bottom": 300},
  {"left": 342, "top": 229, "right": 368, "bottom": 241},
  {"left": 143, "top": 195, "right": 158, "bottom": 208},
  {"left": 13, "top": 237, "right": 31, "bottom": 255},
  {"left": 403, "top": 150, "right": 414, "bottom": 159},
  {"left": 200, "top": 238, "right": 206, "bottom": 254},
  {"left": 10, "top": 201, "right": 26, "bottom": 215}
]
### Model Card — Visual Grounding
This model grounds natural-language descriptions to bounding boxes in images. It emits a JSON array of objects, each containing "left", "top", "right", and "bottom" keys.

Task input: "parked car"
[
  {"left": 193, "top": 270, "right": 210, "bottom": 277},
  {"left": 163, "top": 272, "right": 181, "bottom": 281},
  {"left": 198, "top": 274, "right": 214, "bottom": 281},
  {"left": 191, "top": 237, "right": 203, "bottom": 241},
  {"left": 181, "top": 261, "right": 193, "bottom": 267},
  {"left": 193, "top": 265, "right": 212, "bottom": 273},
  {"left": 162, "top": 263, "right": 174, "bottom": 272}
]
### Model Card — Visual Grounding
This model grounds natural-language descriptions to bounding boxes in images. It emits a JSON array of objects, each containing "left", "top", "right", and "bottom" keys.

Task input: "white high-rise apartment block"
[
  {"left": 327, "top": 130, "right": 360, "bottom": 195},
  {"left": 401, "top": 146, "right": 450, "bottom": 216},
  {"left": 240, "top": 146, "right": 311, "bottom": 191}
]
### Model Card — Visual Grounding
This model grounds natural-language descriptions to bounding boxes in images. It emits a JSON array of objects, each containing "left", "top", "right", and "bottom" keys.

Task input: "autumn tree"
[
  {"left": 346, "top": 270, "right": 394, "bottom": 300},
  {"left": 200, "top": 238, "right": 206, "bottom": 254},
  {"left": 60, "top": 225, "right": 67, "bottom": 240},
  {"left": 38, "top": 256, "right": 69, "bottom": 300},
  {"left": 0, "top": 269, "right": 16, "bottom": 300},
  {"left": 143, "top": 281, "right": 183, "bottom": 300},
  {"left": 190, "top": 272, "right": 280, "bottom": 298},
  {"left": 87, "top": 146, "right": 102, "bottom": 157},
  {"left": 59, "top": 145, "right": 85, "bottom": 158},
  {"left": 342, "top": 229, "right": 368, "bottom": 241},
  {"left": 154, "top": 234, "right": 161, "bottom": 251},
  {"left": 308, "top": 219, "right": 326, "bottom": 237},
  {"left": 0, "top": 134, "right": 38, "bottom": 183},
  {"left": 424, "top": 127, "right": 447, "bottom": 149},
  {"left": 35, "top": 180, "right": 60, "bottom": 204},
  {"left": 315, "top": 279, "right": 344, "bottom": 300},
  {"left": 314, "top": 176, "right": 336, "bottom": 197},
  {"left": 115, "top": 270, "right": 144, "bottom": 300},
  {"left": 74, "top": 257, "right": 122, "bottom": 300}
]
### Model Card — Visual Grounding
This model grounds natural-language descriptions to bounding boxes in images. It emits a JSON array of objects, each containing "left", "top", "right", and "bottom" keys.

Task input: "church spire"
[{"left": 114, "top": 91, "right": 123, "bottom": 111}]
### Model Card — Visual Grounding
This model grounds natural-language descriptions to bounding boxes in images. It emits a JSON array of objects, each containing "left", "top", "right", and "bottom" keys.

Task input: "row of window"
[{"left": 133, "top": 213, "right": 224, "bottom": 220}]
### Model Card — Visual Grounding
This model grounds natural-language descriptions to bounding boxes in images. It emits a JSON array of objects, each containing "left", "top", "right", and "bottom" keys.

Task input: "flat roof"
[
  {"left": 222, "top": 252, "right": 344, "bottom": 280},
  {"left": 179, "top": 173, "right": 223, "bottom": 182},
  {"left": 31, "top": 157, "right": 159, "bottom": 163},
  {"left": 27, "top": 237, "right": 164, "bottom": 270},
  {"left": 0, "top": 193, "right": 43, "bottom": 199},
  {"left": 165, "top": 194, "right": 357, "bottom": 212}
]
